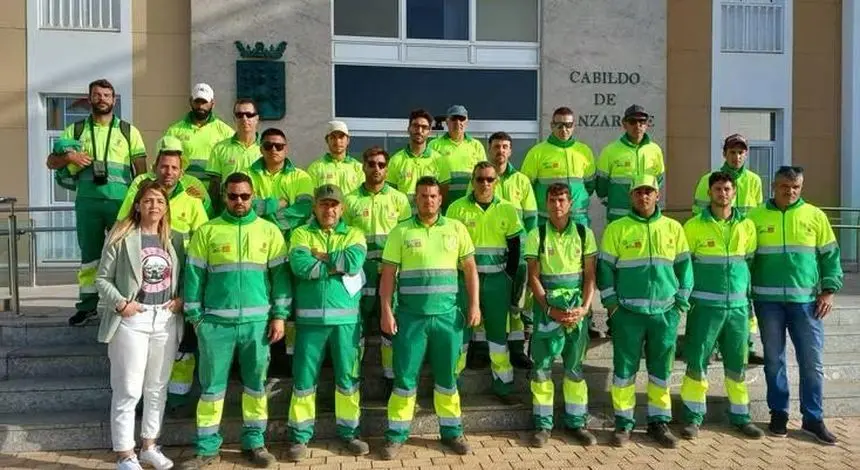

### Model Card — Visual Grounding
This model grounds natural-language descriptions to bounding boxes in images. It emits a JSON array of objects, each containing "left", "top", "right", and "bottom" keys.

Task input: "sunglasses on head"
[
  {"left": 552, "top": 121, "right": 574, "bottom": 129},
  {"left": 262, "top": 142, "right": 285, "bottom": 151},
  {"left": 365, "top": 161, "right": 387, "bottom": 169},
  {"left": 234, "top": 111, "right": 258, "bottom": 119},
  {"left": 227, "top": 193, "right": 252, "bottom": 201},
  {"left": 475, "top": 176, "right": 496, "bottom": 184}
]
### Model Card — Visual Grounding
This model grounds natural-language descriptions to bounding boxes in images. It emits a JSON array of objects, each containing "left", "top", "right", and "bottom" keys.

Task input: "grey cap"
[
  {"left": 623, "top": 104, "right": 650, "bottom": 121},
  {"left": 314, "top": 184, "right": 343, "bottom": 203},
  {"left": 723, "top": 133, "right": 749, "bottom": 150},
  {"left": 446, "top": 105, "right": 468, "bottom": 118}
]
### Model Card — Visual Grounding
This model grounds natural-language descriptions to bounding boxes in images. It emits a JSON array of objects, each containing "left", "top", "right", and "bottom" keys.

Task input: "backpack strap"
[
  {"left": 538, "top": 222, "right": 547, "bottom": 255},
  {"left": 72, "top": 119, "right": 85, "bottom": 141},
  {"left": 119, "top": 120, "right": 132, "bottom": 156},
  {"left": 575, "top": 223, "right": 587, "bottom": 286}
]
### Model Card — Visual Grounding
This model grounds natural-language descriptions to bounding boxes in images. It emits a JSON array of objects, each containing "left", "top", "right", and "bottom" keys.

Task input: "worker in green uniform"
[
  {"left": 178, "top": 172, "right": 289, "bottom": 470},
  {"left": 433, "top": 105, "right": 487, "bottom": 211},
  {"left": 692, "top": 134, "right": 765, "bottom": 365},
  {"left": 46, "top": 78, "right": 148, "bottom": 327},
  {"left": 307, "top": 121, "right": 364, "bottom": 193},
  {"left": 284, "top": 184, "right": 369, "bottom": 461},
  {"left": 386, "top": 109, "right": 443, "bottom": 207},
  {"left": 597, "top": 174, "right": 693, "bottom": 449},
  {"left": 680, "top": 171, "right": 765, "bottom": 440},
  {"left": 162, "top": 83, "right": 234, "bottom": 187},
  {"left": 205, "top": 98, "right": 261, "bottom": 212},
  {"left": 342, "top": 146, "right": 412, "bottom": 391},
  {"left": 525, "top": 183, "right": 598, "bottom": 448},
  {"left": 447, "top": 161, "right": 524, "bottom": 404},
  {"left": 379, "top": 176, "right": 481, "bottom": 460}
]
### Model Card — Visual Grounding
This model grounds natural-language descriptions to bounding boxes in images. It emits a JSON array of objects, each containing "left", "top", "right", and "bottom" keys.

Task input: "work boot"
[
  {"left": 802, "top": 420, "right": 838, "bottom": 446},
  {"left": 610, "top": 429, "right": 631, "bottom": 447},
  {"left": 342, "top": 438, "right": 370, "bottom": 456},
  {"left": 285, "top": 442, "right": 308, "bottom": 462},
  {"left": 769, "top": 411, "right": 789, "bottom": 437},
  {"left": 466, "top": 341, "right": 490, "bottom": 370},
  {"left": 177, "top": 455, "right": 219, "bottom": 469},
  {"left": 736, "top": 423, "right": 765, "bottom": 439},
  {"left": 242, "top": 447, "right": 276, "bottom": 468},
  {"left": 440, "top": 435, "right": 471, "bottom": 455},
  {"left": 530, "top": 429, "right": 551, "bottom": 448},
  {"left": 68, "top": 309, "right": 97, "bottom": 326},
  {"left": 565, "top": 427, "right": 597, "bottom": 446},
  {"left": 680, "top": 423, "right": 699, "bottom": 440},
  {"left": 508, "top": 340, "right": 533, "bottom": 369},
  {"left": 380, "top": 440, "right": 403, "bottom": 460},
  {"left": 647, "top": 422, "right": 679, "bottom": 449}
]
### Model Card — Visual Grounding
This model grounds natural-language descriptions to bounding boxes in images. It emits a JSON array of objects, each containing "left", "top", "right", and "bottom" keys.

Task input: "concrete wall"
[
  {"left": 0, "top": 1, "right": 27, "bottom": 204},
  {"left": 190, "top": 0, "right": 332, "bottom": 167}
]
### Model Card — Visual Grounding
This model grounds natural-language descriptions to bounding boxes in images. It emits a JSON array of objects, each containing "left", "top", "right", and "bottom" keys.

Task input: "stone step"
[{"left": 2, "top": 380, "right": 860, "bottom": 452}]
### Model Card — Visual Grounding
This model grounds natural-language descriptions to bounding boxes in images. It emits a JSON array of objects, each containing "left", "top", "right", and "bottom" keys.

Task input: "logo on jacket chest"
[{"left": 405, "top": 238, "right": 422, "bottom": 249}]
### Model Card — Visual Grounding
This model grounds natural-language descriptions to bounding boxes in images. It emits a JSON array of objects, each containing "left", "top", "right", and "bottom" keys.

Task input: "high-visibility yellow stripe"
[
  {"left": 611, "top": 376, "right": 636, "bottom": 418},
  {"left": 288, "top": 387, "right": 316, "bottom": 429},
  {"left": 433, "top": 385, "right": 461, "bottom": 420},
  {"left": 335, "top": 386, "right": 361, "bottom": 428},
  {"left": 531, "top": 376, "right": 554, "bottom": 416},
  {"left": 680, "top": 374, "right": 708, "bottom": 414},
  {"left": 168, "top": 353, "right": 196, "bottom": 395},
  {"left": 647, "top": 378, "right": 671, "bottom": 419},
  {"left": 242, "top": 387, "right": 268, "bottom": 430},
  {"left": 725, "top": 376, "right": 750, "bottom": 415},
  {"left": 197, "top": 393, "right": 224, "bottom": 434},
  {"left": 387, "top": 388, "right": 417, "bottom": 425},
  {"left": 563, "top": 376, "right": 588, "bottom": 415}
]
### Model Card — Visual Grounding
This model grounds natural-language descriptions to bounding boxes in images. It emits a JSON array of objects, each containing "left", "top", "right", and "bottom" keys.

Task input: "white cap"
[
  {"left": 326, "top": 120, "right": 349, "bottom": 136},
  {"left": 191, "top": 83, "right": 214, "bottom": 102}
]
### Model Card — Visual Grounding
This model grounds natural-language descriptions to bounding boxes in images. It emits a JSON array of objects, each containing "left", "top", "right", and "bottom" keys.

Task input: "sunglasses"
[
  {"left": 448, "top": 116, "right": 467, "bottom": 122},
  {"left": 262, "top": 142, "right": 286, "bottom": 151},
  {"left": 365, "top": 161, "right": 387, "bottom": 169},
  {"left": 475, "top": 176, "right": 496, "bottom": 184},
  {"left": 227, "top": 193, "right": 252, "bottom": 201},
  {"left": 552, "top": 122, "right": 574, "bottom": 129},
  {"left": 234, "top": 111, "right": 258, "bottom": 119}
]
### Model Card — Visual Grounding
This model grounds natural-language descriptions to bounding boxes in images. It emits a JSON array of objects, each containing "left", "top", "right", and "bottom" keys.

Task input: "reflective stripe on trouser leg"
[
  {"left": 195, "top": 321, "right": 235, "bottom": 456},
  {"left": 529, "top": 333, "right": 563, "bottom": 430},
  {"left": 236, "top": 321, "right": 270, "bottom": 450},
  {"left": 681, "top": 304, "right": 727, "bottom": 426},
  {"left": 609, "top": 307, "right": 646, "bottom": 431},
  {"left": 508, "top": 312, "right": 526, "bottom": 341},
  {"left": 721, "top": 306, "right": 752, "bottom": 425},
  {"left": 288, "top": 386, "right": 317, "bottom": 443},
  {"left": 381, "top": 336, "right": 394, "bottom": 379},
  {"left": 428, "top": 313, "right": 465, "bottom": 440},
  {"left": 488, "top": 341, "right": 514, "bottom": 395},
  {"left": 331, "top": 323, "right": 362, "bottom": 440},
  {"left": 644, "top": 308, "right": 680, "bottom": 424},
  {"left": 288, "top": 323, "right": 329, "bottom": 444},
  {"left": 168, "top": 352, "right": 196, "bottom": 396},
  {"left": 482, "top": 272, "right": 514, "bottom": 396},
  {"left": 242, "top": 386, "right": 268, "bottom": 440},
  {"left": 386, "top": 313, "right": 427, "bottom": 443},
  {"left": 434, "top": 384, "right": 462, "bottom": 437},
  {"left": 197, "top": 391, "right": 225, "bottom": 446},
  {"left": 680, "top": 372, "right": 708, "bottom": 425},
  {"left": 725, "top": 371, "right": 751, "bottom": 424}
]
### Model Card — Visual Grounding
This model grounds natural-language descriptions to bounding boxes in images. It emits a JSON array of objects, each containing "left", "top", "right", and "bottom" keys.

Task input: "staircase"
[{"left": 1, "top": 284, "right": 860, "bottom": 452}]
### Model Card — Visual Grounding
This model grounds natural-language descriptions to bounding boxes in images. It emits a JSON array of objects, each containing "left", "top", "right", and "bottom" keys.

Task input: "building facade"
[{"left": 0, "top": 0, "right": 856, "bottom": 264}]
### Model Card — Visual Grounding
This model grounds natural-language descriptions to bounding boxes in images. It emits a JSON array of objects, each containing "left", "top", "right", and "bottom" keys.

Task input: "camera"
[{"left": 92, "top": 160, "right": 108, "bottom": 185}]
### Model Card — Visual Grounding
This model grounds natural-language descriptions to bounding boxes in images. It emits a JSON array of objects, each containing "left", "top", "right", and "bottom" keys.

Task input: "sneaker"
[
  {"left": 748, "top": 351, "right": 766, "bottom": 366},
  {"left": 736, "top": 423, "right": 764, "bottom": 439},
  {"left": 647, "top": 422, "right": 679, "bottom": 449},
  {"left": 802, "top": 420, "right": 838, "bottom": 446},
  {"left": 117, "top": 455, "right": 143, "bottom": 470},
  {"left": 769, "top": 411, "right": 789, "bottom": 437},
  {"left": 380, "top": 440, "right": 403, "bottom": 460},
  {"left": 441, "top": 435, "right": 471, "bottom": 455},
  {"left": 139, "top": 446, "right": 174, "bottom": 470},
  {"left": 241, "top": 447, "right": 276, "bottom": 468},
  {"left": 565, "top": 427, "right": 597, "bottom": 446},
  {"left": 285, "top": 442, "right": 308, "bottom": 462},
  {"left": 68, "top": 309, "right": 97, "bottom": 326},
  {"left": 529, "top": 429, "right": 551, "bottom": 448},
  {"left": 342, "top": 438, "right": 370, "bottom": 456},
  {"left": 176, "top": 455, "right": 219, "bottom": 470},
  {"left": 610, "top": 429, "right": 631, "bottom": 447},
  {"left": 680, "top": 423, "right": 699, "bottom": 440}
]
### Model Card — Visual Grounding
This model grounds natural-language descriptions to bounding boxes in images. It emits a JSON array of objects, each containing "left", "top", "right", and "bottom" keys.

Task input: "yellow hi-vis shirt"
[
  {"left": 520, "top": 137, "right": 596, "bottom": 225},
  {"left": 306, "top": 153, "right": 365, "bottom": 194},
  {"left": 595, "top": 133, "right": 665, "bottom": 222},
  {"left": 692, "top": 165, "right": 763, "bottom": 217},
  {"left": 162, "top": 113, "right": 234, "bottom": 181},
  {"left": 431, "top": 133, "right": 487, "bottom": 201},
  {"left": 343, "top": 183, "right": 412, "bottom": 268},
  {"left": 116, "top": 173, "right": 209, "bottom": 238},
  {"left": 205, "top": 133, "right": 260, "bottom": 180},
  {"left": 385, "top": 146, "right": 443, "bottom": 202},
  {"left": 445, "top": 194, "right": 523, "bottom": 273},
  {"left": 495, "top": 163, "right": 539, "bottom": 231}
]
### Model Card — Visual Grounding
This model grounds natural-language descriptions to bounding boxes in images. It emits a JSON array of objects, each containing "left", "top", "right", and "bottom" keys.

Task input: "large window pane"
[
  {"left": 407, "top": 0, "right": 468, "bottom": 40},
  {"left": 334, "top": 0, "right": 399, "bottom": 38},
  {"left": 476, "top": 0, "right": 538, "bottom": 42},
  {"left": 335, "top": 65, "right": 538, "bottom": 120}
]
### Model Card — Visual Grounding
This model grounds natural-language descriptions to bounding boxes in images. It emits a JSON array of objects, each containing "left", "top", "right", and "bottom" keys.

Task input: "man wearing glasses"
[
  {"left": 748, "top": 166, "right": 843, "bottom": 445},
  {"left": 180, "top": 172, "right": 290, "bottom": 469},
  {"left": 595, "top": 104, "right": 666, "bottom": 223},
  {"left": 343, "top": 147, "right": 412, "bottom": 393},
  {"left": 206, "top": 98, "right": 261, "bottom": 211},
  {"left": 386, "top": 109, "right": 443, "bottom": 208},
  {"left": 433, "top": 105, "right": 487, "bottom": 211},
  {"left": 307, "top": 121, "right": 365, "bottom": 194}
]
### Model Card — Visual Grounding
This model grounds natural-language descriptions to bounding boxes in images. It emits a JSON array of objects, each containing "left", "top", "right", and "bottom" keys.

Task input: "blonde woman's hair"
[{"left": 106, "top": 180, "right": 172, "bottom": 247}]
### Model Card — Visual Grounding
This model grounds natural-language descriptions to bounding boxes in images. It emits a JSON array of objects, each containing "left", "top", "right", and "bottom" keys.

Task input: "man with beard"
[
  {"left": 386, "top": 109, "right": 443, "bottom": 209},
  {"left": 46, "top": 78, "right": 148, "bottom": 326},
  {"left": 206, "top": 98, "right": 262, "bottom": 212},
  {"left": 307, "top": 121, "right": 364, "bottom": 194},
  {"left": 342, "top": 147, "right": 411, "bottom": 391},
  {"left": 163, "top": 83, "right": 234, "bottom": 188},
  {"left": 432, "top": 105, "right": 486, "bottom": 211}
]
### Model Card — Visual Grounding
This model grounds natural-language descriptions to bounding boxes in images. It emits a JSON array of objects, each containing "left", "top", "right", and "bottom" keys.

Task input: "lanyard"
[{"left": 88, "top": 116, "right": 115, "bottom": 163}]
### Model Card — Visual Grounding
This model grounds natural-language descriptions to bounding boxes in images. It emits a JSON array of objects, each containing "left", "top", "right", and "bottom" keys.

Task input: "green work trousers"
[
  {"left": 682, "top": 305, "right": 751, "bottom": 426},
  {"left": 288, "top": 322, "right": 362, "bottom": 443},
  {"left": 195, "top": 320, "right": 269, "bottom": 456},
  {"left": 530, "top": 318, "right": 590, "bottom": 430},
  {"left": 610, "top": 307, "right": 680, "bottom": 431},
  {"left": 75, "top": 197, "right": 122, "bottom": 312},
  {"left": 360, "top": 266, "right": 394, "bottom": 379},
  {"left": 386, "top": 311, "right": 464, "bottom": 443}
]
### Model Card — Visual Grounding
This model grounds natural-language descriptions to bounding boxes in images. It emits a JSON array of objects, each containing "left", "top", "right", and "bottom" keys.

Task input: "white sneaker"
[
  {"left": 117, "top": 455, "right": 144, "bottom": 470},
  {"left": 138, "top": 446, "right": 174, "bottom": 470}
]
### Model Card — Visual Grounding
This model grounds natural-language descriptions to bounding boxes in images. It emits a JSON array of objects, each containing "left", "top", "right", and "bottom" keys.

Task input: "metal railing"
[{"left": 721, "top": 1, "right": 784, "bottom": 54}]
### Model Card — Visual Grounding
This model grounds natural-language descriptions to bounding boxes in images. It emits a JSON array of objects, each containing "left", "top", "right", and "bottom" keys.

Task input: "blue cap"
[{"left": 446, "top": 105, "right": 468, "bottom": 118}]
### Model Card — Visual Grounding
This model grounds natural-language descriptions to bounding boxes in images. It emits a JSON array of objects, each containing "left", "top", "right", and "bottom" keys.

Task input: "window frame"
[{"left": 38, "top": 0, "right": 122, "bottom": 32}]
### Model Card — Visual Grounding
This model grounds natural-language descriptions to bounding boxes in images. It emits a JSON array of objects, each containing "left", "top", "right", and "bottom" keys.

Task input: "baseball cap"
[
  {"left": 156, "top": 136, "right": 184, "bottom": 155},
  {"left": 191, "top": 83, "right": 214, "bottom": 102},
  {"left": 326, "top": 120, "right": 349, "bottom": 136},
  {"left": 314, "top": 184, "right": 343, "bottom": 203},
  {"left": 630, "top": 174, "right": 659, "bottom": 192},
  {"left": 446, "top": 105, "right": 468, "bottom": 118},
  {"left": 623, "top": 104, "right": 650, "bottom": 121},
  {"left": 723, "top": 133, "right": 749, "bottom": 150}
]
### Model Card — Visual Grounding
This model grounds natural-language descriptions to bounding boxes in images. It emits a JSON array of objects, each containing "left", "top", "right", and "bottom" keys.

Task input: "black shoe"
[
  {"left": 440, "top": 435, "right": 471, "bottom": 455},
  {"left": 647, "top": 422, "right": 679, "bottom": 449},
  {"left": 494, "top": 393, "right": 521, "bottom": 406},
  {"left": 68, "top": 309, "right": 97, "bottom": 326},
  {"left": 769, "top": 411, "right": 789, "bottom": 437},
  {"left": 530, "top": 429, "right": 550, "bottom": 448},
  {"left": 736, "top": 423, "right": 765, "bottom": 439},
  {"left": 177, "top": 454, "right": 219, "bottom": 469},
  {"left": 285, "top": 442, "right": 307, "bottom": 462},
  {"left": 610, "top": 429, "right": 631, "bottom": 447},
  {"left": 748, "top": 351, "right": 766, "bottom": 366},
  {"left": 343, "top": 438, "right": 370, "bottom": 456},
  {"left": 380, "top": 440, "right": 402, "bottom": 460},
  {"left": 466, "top": 342, "right": 490, "bottom": 370},
  {"left": 680, "top": 423, "right": 699, "bottom": 440},
  {"left": 242, "top": 447, "right": 276, "bottom": 468},
  {"left": 565, "top": 427, "right": 596, "bottom": 446},
  {"left": 802, "top": 420, "right": 838, "bottom": 445}
]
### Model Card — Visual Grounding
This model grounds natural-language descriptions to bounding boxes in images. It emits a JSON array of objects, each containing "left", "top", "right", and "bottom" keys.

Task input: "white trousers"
[{"left": 108, "top": 304, "right": 179, "bottom": 452}]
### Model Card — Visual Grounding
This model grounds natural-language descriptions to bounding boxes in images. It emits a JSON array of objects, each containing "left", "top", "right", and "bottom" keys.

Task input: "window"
[
  {"left": 406, "top": 0, "right": 469, "bottom": 40},
  {"left": 721, "top": 0, "right": 784, "bottom": 53},
  {"left": 721, "top": 109, "right": 778, "bottom": 199},
  {"left": 333, "top": 0, "right": 398, "bottom": 38},
  {"left": 476, "top": 0, "right": 538, "bottom": 42},
  {"left": 39, "top": 0, "right": 121, "bottom": 31}
]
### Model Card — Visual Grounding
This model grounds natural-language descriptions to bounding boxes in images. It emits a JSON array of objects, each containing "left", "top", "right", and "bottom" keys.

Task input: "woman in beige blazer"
[{"left": 96, "top": 180, "right": 185, "bottom": 470}]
